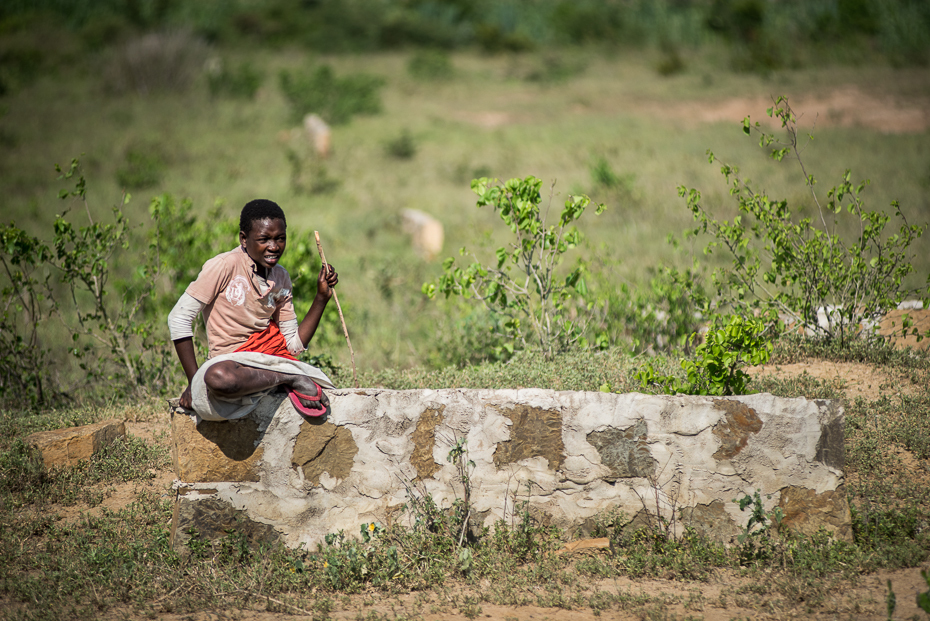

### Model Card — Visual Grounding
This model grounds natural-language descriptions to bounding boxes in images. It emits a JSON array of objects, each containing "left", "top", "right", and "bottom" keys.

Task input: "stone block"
[
  {"left": 25, "top": 419, "right": 125, "bottom": 469},
  {"left": 171, "top": 409, "right": 264, "bottom": 482},
  {"left": 170, "top": 390, "right": 851, "bottom": 552}
]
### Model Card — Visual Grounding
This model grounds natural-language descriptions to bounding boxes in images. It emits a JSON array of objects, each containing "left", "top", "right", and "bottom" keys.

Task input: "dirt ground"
[
  {"left": 661, "top": 85, "right": 930, "bottom": 134},
  {"left": 140, "top": 565, "right": 929, "bottom": 621}
]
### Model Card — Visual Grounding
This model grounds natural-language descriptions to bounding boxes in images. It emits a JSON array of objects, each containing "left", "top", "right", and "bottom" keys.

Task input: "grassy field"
[
  {"left": 1, "top": 27, "right": 929, "bottom": 618},
  {"left": 2, "top": 44, "right": 929, "bottom": 376}
]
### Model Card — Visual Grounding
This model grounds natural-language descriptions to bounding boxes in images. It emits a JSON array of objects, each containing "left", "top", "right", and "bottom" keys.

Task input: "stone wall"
[{"left": 170, "top": 389, "right": 850, "bottom": 551}]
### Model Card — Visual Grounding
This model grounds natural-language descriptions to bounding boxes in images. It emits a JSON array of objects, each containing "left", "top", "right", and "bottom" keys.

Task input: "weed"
[{"left": 279, "top": 64, "right": 384, "bottom": 125}]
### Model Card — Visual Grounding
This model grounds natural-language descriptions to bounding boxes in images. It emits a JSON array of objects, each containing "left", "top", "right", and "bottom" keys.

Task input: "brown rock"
[
  {"left": 588, "top": 419, "right": 657, "bottom": 480},
  {"left": 778, "top": 485, "right": 853, "bottom": 541},
  {"left": 557, "top": 537, "right": 610, "bottom": 555},
  {"left": 712, "top": 399, "right": 763, "bottom": 460},
  {"left": 171, "top": 410, "right": 263, "bottom": 482},
  {"left": 291, "top": 421, "right": 358, "bottom": 485},
  {"left": 171, "top": 493, "right": 281, "bottom": 554},
  {"left": 493, "top": 404, "right": 565, "bottom": 471},
  {"left": 411, "top": 406, "right": 444, "bottom": 480},
  {"left": 680, "top": 499, "right": 742, "bottom": 542},
  {"left": 303, "top": 113, "right": 331, "bottom": 158},
  {"left": 25, "top": 419, "right": 125, "bottom": 469},
  {"left": 401, "top": 209, "right": 444, "bottom": 261}
]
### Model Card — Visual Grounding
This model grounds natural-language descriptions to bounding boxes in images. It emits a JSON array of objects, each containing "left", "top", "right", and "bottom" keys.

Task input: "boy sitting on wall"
[{"left": 167, "top": 199, "right": 338, "bottom": 421}]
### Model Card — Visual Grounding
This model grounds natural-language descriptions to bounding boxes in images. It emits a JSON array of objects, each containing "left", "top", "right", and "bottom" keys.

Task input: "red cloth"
[{"left": 234, "top": 321, "right": 296, "bottom": 360}]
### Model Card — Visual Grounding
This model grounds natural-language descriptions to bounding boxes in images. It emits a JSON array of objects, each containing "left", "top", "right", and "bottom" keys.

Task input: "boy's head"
[
  {"left": 240, "top": 199, "right": 286, "bottom": 234},
  {"left": 239, "top": 199, "right": 287, "bottom": 270}
]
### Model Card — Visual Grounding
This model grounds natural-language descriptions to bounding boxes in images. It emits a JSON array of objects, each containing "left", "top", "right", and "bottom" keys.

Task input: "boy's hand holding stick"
[{"left": 314, "top": 231, "right": 358, "bottom": 388}]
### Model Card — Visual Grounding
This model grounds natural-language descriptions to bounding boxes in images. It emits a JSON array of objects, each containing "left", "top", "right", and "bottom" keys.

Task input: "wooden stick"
[{"left": 314, "top": 231, "right": 358, "bottom": 388}]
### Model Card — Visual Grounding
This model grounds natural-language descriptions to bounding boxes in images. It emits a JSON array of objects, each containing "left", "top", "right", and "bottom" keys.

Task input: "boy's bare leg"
[{"left": 203, "top": 361, "right": 328, "bottom": 410}]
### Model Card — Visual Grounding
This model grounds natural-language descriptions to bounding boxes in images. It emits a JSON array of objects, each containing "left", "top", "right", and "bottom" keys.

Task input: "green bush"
[
  {"left": 878, "top": 0, "right": 930, "bottom": 67},
  {"left": 636, "top": 314, "right": 772, "bottom": 396},
  {"left": 681, "top": 96, "right": 930, "bottom": 347},
  {"left": 407, "top": 49, "right": 454, "bottom": 81},
  {"left": 206, "top": 59, "right": 264, "bottom": 99},
  {"left": 0, "top": 223, "right": 56, "bottom": 407},
  {"left": 590, "top": 265, "right": 706, "bottom": 354},
  {"left": 115, "top": 140, "right": 168, "bottom": 190},
  {"left": 550, "top": 0, "right": 628, "bottom": 45},
  {"left": 424, "top": 175, "right": 604, "bottom": 357},
  {"left": 0, "top": 160, "right": 174, "bottom": 407},
  {"left": 279, "top": 64, "right": 384, "bottom": 125}
]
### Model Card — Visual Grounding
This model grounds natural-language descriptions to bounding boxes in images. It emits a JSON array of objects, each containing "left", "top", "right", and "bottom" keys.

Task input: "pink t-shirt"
[{"left": 186, "top": 247, "right": 298, "bottom": 358}]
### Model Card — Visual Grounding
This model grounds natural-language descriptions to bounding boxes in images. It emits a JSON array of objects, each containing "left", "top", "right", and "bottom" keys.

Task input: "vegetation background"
[
  {"left": 1, "top": 0, "right": 929, "bottom": 619},
  {"left": 2, "top": 0, "right": 929, "bottom": 390}
]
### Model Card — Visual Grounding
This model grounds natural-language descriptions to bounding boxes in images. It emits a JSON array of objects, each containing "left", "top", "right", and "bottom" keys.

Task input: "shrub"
[
  {"left": 279, "top": 64, "right": 384, "bottom": 125},
  {"left": 105, "top": 30, "right": 207, "bottom": 94},
  {"left": 0, "top": 223, "right": 57, "bottom": 407},
  {"left": 591, "top": 265, "right": 707, "bottom": 354},
  {"left": 424, "top": 176, "right": 604, "bottom": 357},
  {"left": 681, "top": 96, "right": 929, "bottom": 347},
  {"left": 636, "top": 314, "right": 772, "bottom": 396},
  {"left": 384, "top": 129, "right": 417, "bottom": 159},
  {"left": 407, "top": 49, "right": 454, "bottom": 81},
  {"left": 206, "top": 58, "right": 264, "bottom": 99},
  {"left": 878, "top": 0, "right": 930, "bottom": 67},
  {"left": 0, "top": 159, "right": 174, "bottom": 407},
  {"left": 115, "top": 140, "right": 168, "bottom": 190}
]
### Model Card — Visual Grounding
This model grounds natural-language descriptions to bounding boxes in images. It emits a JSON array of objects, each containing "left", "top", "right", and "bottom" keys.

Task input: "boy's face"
[{"left": 240, "top": 218, "right": 287, "bottom": 270}]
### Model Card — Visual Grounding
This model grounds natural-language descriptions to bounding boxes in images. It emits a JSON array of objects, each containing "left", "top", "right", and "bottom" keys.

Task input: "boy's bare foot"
[{"left": 289, "top": 375, "right": 329, "bottom": 411}]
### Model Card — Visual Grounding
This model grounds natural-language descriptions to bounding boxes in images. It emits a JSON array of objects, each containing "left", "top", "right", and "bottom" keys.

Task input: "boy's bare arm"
[
  {"left": 297, "top": 263, "right": 338, "bottom": 347},
  {"left": 174, "top": 337, "right": 199, "bottom": 409}
]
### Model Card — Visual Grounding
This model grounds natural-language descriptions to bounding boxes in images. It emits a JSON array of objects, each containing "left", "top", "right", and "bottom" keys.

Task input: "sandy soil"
[
  {"left": 662, "top": 85, "right": 930, "bottom": 134},
  {"left": 460, "top": 81, "right": 930, "bottom": 134},
  {"left": 123, "top": 565, "right": 930, "bottom": 620}
]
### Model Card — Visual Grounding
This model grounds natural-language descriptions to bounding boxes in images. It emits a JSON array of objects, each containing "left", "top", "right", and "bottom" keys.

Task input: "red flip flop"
[{"left": 285, "top": 382, "right": 329, "bottom": 418}]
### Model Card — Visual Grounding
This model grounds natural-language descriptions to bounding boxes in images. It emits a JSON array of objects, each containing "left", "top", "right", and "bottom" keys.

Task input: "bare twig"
[{"left": 314, "top": 231, "right": 358, "bottom": 388}]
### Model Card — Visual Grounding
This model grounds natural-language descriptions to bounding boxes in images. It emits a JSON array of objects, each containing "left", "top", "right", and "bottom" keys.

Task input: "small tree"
[
  {"left": 681, "top": 96, "right": 929, "bottom": 346},
  {"left": 423, "top": 176, "right": 604, "bottom": 357}
]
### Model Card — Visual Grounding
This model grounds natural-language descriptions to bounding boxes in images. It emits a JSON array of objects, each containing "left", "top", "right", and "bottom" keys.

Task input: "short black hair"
[{"left": 240, "top": 199, "right": 286, "bottom": 234}]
